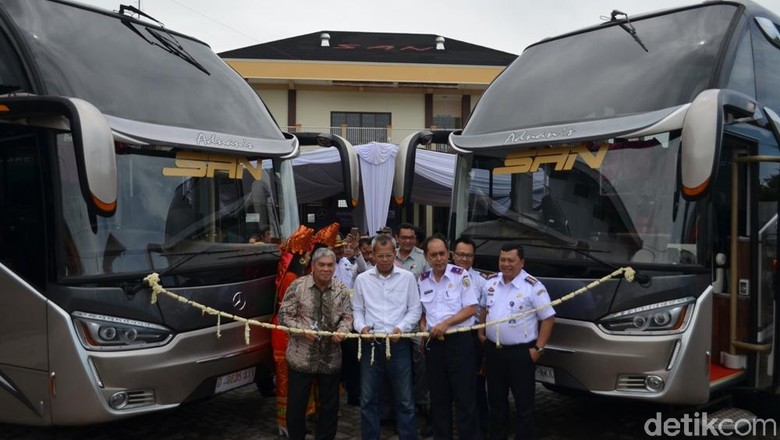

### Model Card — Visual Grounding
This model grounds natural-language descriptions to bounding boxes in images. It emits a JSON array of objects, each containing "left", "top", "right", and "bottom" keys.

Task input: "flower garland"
[{"left": 142, "top": 266, "right": 636, "bottom": 357}]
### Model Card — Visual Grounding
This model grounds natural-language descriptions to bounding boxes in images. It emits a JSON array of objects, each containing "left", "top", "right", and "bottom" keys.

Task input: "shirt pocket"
[
  {"left": 419, "top": 289, "right": 435, "bottom": 305},
  {"left": 441, "top": 289, "right": 464, "bottom": 316}
]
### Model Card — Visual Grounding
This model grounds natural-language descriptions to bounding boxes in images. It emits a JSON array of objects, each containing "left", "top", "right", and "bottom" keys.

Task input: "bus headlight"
[
  {"left": 72, "top": 311, "right": 174, "bottom": 350},
  {"left": 597, "top": 297, "right": 695, "bottom": 335}
]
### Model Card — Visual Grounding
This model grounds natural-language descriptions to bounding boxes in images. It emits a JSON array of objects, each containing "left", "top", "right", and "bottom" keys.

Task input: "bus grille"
[
  {"left": 125, "top": 390, "right": 155, "bottom": 408},
  {"left": 616, "top": 375, "right": 648, "bottom": 391}
]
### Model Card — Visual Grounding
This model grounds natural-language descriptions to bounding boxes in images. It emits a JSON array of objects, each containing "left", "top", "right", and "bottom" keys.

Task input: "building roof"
[{"left": 220, "top": 30, "right": 517, "bottom": 66}]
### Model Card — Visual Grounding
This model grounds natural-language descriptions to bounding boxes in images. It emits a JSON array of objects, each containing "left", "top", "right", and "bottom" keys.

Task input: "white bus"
[
  {"left": 0, "top": 0, "right": 326, "bottom": 425},
  {"left": 398, "top": 0, "right": 779, "bottom": 414}
]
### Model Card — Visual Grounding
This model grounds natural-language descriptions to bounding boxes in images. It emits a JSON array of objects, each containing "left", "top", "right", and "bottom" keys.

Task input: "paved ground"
[
  {"left": 0, "top": 383, "right": 665, "bottom": 440},
  {"left": 0, "top": 383, "right": 774, "bottom": 439}
]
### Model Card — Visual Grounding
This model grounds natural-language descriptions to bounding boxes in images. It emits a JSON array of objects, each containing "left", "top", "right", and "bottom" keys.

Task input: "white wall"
[
  {"left": 296, "top": 90, "right": 425, "bottom": 143},
  {"left": 253, "top": 87, "right": 484, "bottom": 141},
  {"left": 254, "top": 88, "right": 288, "bottom": 127}
]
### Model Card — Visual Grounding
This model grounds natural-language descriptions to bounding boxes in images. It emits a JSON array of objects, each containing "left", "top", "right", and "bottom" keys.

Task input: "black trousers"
[
  {"left": 287, "top": 366, "right": 341, "bottom": 440},
  {"left": 484, "top": 341, "right": 536, "bottom": 440},
  {"left": 474, "top": 334, "right": 489, "bottom": 438},
  {"left": 425, "top": 331, "right": 479, "bottom": 440},
  {"left": 341, "top": 336, "right": 361, "bottom": 403}
]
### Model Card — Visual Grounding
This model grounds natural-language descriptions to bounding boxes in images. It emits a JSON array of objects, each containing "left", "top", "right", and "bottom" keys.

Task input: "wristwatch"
[{"left": 533, "top": 344, "right": 545, "bottom": 355}]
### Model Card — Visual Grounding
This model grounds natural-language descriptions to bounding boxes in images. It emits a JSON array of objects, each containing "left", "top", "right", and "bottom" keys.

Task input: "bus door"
[
  {"left": 0, "top": 128, "right": 51, "bottom": 424},
  {"left": 753, "top": 158, "right": 778, "bottom": 390},
  {"left": 724, "top": 151, "right": 778, "bottom": 391}
]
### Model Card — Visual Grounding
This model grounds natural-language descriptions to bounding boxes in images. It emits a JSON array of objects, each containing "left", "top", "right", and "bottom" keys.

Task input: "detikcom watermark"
[{"left": 644, "top": 412, "right": 777, "bottom": 437}]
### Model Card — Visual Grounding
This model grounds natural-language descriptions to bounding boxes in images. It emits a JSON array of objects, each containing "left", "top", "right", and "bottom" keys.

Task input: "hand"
[
  {"left": 429, "top": 322, "right": 448, "bottom": 340},
  {"left": 360, "top": 326, "right": 374, "bottom": 342},
  {"left": 529, "top": 347, "right": 541, "bottom": 362},
  {"left": 332, "top": 332, "right": 345, "bottom": 343},
  {"left": 478, "top": 332, "right": 487, "bottom": 344},
  {"left": 303, "top": 332, "right": 318, "bottom": 343},
  {"left": 389, "top": 327, "right": 401, "bottom": 343}
]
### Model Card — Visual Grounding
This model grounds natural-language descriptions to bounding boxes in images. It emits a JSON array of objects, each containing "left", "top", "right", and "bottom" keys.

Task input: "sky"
[{"left": 75, "top": 0, "right": 779, "bottom": 55}]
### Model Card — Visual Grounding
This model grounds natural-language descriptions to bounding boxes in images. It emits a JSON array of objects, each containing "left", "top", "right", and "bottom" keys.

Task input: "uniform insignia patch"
[
  {"left": 423, "top": 289, "right": 433, "bottom": 295},
  {"left": 537, "top": 289, "right": 548, "bottom": 297},
  {"left": 420, "top": 271, "right": 431, "bottom": 280},
  {"left": 525, "top": 276, "right": 538, "bottom": 286},
  {"left": 450, "top": 266, "right": 464, "bottom": 274},
  {"left": 462, "top": 276, "right": 471, "bottom": 287},
  {"left": 447, "top": 283, "right": 455, "bottom": 289},
  {"left": 488, "top": 286, "right": 495, "bottom": 292}
]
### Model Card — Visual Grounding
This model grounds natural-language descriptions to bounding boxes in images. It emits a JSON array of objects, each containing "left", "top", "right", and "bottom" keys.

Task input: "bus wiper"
[
  {"left": 119, "top": 5, "right": 210, "bottom": 75},
  {"left": 128, "top": 244, "right": 272, "bottom": 295},
  {"left": 145, "top": 28, "right": 210, "bottom": 75},
  {"left": 467, "top": 235, "right": 651, "bottom": 286},
  {"left": 466, "top": 234, "right": 579, "bottom": 248},
  {"left": 566, "top": 243, "right": 652, "bottom": 287},
  {"left": 610, "top": 10, "right": 649, "bottom": 53}
]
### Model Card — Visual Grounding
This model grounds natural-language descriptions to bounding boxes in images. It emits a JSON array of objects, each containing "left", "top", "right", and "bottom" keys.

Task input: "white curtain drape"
[{"left": 355, "top": 142, "right": 397, "bottom": 234}]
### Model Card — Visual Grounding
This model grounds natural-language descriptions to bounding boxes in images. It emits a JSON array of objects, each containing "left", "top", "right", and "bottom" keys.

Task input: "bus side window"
[{"left": 0, "top": 132, "right": 48, "bottom": 291}]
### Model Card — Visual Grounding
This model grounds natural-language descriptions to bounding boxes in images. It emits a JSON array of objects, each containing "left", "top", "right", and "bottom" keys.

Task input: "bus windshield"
[
  {"left": 464, "top": 4, "right": 738, "bottom": 135},
  {"left": 57, "top": 135, "right": 281, "bottom": 279},
  {"left": 461, "top": 131, "right": 703, "bottom": 267},
  {"left": 8, "top": 0, "right": 281, "bottom": 140}
]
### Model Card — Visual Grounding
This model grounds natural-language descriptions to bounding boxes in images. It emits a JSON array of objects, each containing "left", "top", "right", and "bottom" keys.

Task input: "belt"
[{"left": 485, "top": 340, "right": 535, "bottom": 349}]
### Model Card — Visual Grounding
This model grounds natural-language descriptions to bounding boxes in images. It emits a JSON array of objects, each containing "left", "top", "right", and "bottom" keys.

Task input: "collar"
[
  {"left": 500, "top": 269, "right": 527, "bottom": 289},
  {"left": 370, "top": 264, "right": 401, "bottom": 278}
]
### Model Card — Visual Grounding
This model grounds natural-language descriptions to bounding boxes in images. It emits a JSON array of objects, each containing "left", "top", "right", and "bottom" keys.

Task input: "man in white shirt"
[
  {"left": 333, "top": 238, "right": 354, "bottom": 289},
  {"left": 418, "top": 234, "right": 479, "bottom": 440},
  {"left": 478, "top": 242, "right": 555, "bottom": 440},
  {"left": 352, "top": 234, "right": 422, "bottom": 440}
]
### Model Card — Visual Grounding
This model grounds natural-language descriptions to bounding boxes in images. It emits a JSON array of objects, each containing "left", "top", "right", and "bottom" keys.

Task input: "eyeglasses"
[{"left": 453, "top": 252, "right": 474, "bottom": 259}]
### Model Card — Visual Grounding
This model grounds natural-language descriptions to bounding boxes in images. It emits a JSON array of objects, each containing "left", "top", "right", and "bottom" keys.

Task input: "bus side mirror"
[
  {"left": 293, "top": 132, "right": 359, "bottom": 207},
  {"left": 393, "top": 130, "right": 452, "bottom": 205},
  {"left": 680, "top": 89, "right": 758, "bottom": 200},
  {"left": 0, "top": 96, "right": 117, "bottom": 215}
]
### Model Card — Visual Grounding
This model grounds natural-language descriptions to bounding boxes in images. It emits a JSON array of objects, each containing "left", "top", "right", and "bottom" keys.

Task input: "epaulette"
[
  {"left": 525, "top": 275, "right": 538, "bottom": 286},
  {"left": 482, "top": 272, "right": 498, "bottom": 279},
  {"left": 420, "top": 270, "right": 431, "bottom": 281},
  {"left": 449, "top": 266, "right": 464, "bottom": 274}
]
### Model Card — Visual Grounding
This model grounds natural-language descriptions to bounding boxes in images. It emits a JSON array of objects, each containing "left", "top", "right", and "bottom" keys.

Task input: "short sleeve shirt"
[
  {"left": 481, "top": 269, "right": 555, "bottom": 345},
  {"left": 418, "top": 264, "right": 479, "bottom": 329}
]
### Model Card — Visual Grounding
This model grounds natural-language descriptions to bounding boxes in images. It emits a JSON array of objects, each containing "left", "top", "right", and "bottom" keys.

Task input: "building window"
[
  {"left": 432, "top": 115, "right": 462, "bottom": 129},
  {"left": 331, "top": 112, "right": 391, "bottom": 144}
]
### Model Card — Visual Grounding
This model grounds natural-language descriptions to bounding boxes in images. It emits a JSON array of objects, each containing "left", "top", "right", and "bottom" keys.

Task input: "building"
[{"left": 220, "top": 31, "right": 516, "bottom": 235}]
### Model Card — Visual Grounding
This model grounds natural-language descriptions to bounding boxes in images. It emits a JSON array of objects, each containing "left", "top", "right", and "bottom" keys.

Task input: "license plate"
[
  {"left": 214, "top": 367, "right": 256, "bottom": 394},
  {"left": 535, "top": 365, "right": 555, "bottom": 384}
]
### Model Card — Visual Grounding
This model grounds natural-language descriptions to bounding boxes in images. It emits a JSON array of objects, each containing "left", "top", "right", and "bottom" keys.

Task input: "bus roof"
[{"left": 0, "top": 0, "right": 294, "bottom": 156}]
